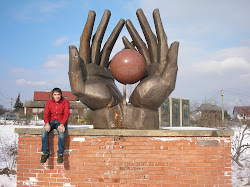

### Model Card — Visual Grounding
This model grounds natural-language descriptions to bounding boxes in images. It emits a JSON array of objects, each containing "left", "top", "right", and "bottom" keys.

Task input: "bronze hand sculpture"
[
  {"left": 69, "top": 10, "right": 124, "bottom": 110},
  {"left": 69, "top": 9, "right": 179, "bottom": 129},
  {"left": 123, "top": 9, "right": 179, "bottom": 110}
]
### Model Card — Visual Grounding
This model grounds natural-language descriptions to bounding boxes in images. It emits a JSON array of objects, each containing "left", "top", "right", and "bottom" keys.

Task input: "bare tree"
[
  {"left": 232, "top": 123, "right": 250, "bottom": 167},
  {"left": 0, "top": 104, "right": 8, "bottom": 116},
  {"left": 231, "top": 121, "right": 250, "bottom": 184},
  {"left": 0, "top": 132, "right": 17, "bottom": 175}
]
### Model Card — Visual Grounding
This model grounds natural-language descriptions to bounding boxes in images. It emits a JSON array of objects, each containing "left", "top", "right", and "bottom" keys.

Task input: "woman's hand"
[
  {"left": 44, "top": 123, "right": 51, "bottom": 132},
  {"left": 58, "top": 124, "right": 65, "bottom": 132}
]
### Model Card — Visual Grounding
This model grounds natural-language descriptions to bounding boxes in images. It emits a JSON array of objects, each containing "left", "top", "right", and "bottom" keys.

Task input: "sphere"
[{"left": 110, "top": 49, "right": 146, "bottom": 84}]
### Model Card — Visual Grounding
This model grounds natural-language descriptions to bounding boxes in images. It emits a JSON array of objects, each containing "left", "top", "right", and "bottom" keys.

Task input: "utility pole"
[{"left": 221, "top": 90, "right": 224, "bottom": 124}]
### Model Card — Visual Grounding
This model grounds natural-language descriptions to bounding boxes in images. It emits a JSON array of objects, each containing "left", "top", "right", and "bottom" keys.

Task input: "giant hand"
[
  {"left": 123, "top": 9, "right": 179, "bottom": 111},
  {"left": 69, "top": 10, "right": 124, "bottom": 110}
]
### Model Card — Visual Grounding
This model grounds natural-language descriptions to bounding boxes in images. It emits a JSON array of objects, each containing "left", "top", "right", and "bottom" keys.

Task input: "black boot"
[
  {"left": 57, "top": 154, "right": 63, "bottom": 164},
  {"left": 40, "top": 153, "right": 49, "bottom": 164}
]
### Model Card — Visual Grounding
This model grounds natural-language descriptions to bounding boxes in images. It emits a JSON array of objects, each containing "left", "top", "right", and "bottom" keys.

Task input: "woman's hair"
[{"left": 51, "top": 88, "right": 63, "bottom": 100}]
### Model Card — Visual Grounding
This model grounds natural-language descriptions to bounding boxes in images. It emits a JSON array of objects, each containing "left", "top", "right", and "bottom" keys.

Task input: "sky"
[{"left": 0, "top": 0, "right": 250, "bottom": 114}]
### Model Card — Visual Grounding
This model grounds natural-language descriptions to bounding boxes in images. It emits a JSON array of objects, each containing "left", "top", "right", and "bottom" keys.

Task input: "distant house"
[
  {"left": 196, "top": 103, "right": 221, "bottom": 112},
  {"left": 24, "top": 91, "right": 86, "bottom": 120},
  {"left": 233, "top": 106, "right": 250, "bottom": 120},
  {"left": 195, "top": 102, "right": 222, "bottom": 126}
]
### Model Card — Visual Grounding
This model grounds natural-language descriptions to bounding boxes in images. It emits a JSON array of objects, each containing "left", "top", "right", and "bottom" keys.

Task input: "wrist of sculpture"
[{"left": 92, "top": 104, "right": 159, "bottom": 129}]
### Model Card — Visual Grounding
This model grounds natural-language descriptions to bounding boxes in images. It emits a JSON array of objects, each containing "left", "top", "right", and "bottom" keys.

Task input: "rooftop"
[
  {"left": 196, "top": 103, "right": 221, "bottom": 112},
  {"left": 34, "top": 91, "right": 77, "bottom": 101}
]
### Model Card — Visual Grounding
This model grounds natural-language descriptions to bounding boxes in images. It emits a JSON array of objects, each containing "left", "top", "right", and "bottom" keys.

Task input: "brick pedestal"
[{"left": 15, "top": 128, "right": 233, "bottom": 187}]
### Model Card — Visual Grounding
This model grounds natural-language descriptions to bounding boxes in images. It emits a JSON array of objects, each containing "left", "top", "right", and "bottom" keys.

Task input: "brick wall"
[{"left": 16, "top": 129, "right": 232, "bottom": 187}]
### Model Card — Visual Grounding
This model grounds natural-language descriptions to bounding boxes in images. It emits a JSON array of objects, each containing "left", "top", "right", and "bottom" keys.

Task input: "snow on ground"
[
  {"left": 160, "top": 126, "right": 218, "bottom": 130},
  {"left": 0, "top": 124, "right": 18, "bottom": 169},
  {"left": 0, "top": 174, "right": 16, "bottom": 187},
  {"left": 0, "top": 120, "right": 249, "bottom": 186}
]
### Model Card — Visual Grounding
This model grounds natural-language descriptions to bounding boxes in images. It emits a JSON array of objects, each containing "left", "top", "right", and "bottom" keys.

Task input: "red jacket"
[{"left": 44, "top": 98, "right": 70, "bottom": 125}]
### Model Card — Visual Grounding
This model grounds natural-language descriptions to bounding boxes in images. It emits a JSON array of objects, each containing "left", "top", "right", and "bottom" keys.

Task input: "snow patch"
[
  {"left": 63, "top": 182, "right": 76, "bottom": 187},
  {"left": 151, "top": 137, "right": 169, "bottom": 141},
  {"left": 72, "top": 137, "right": 85, "bottom": 141},
  {"left": 224, "top": 171, "right": 231, "bottom": 176},
  {"left": 29, "top": 177, "right": 38, "bottom": 182},
  {"left": 0, "top": 174, "right": 16, "bottom": 187},
  {"left": 23, "top": 177, "right": 38, "bottom": 186},
  {"left": 68, "top": 125, "right": 93, "bottom": 129},
  {"left": 64, "top": 149, "right": 73, "bottom": 154},
  {"left": 160, "top": 126, "right": 218, "bottom": 130}
]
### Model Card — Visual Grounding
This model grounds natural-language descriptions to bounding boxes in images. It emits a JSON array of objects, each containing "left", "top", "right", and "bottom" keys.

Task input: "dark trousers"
[{"left": 41, "top": 120, "right": 67, "bottom": 155}]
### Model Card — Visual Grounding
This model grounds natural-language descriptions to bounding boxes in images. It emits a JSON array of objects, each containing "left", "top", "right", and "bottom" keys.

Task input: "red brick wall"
[{"left": 17, "top": 134, "right": 232, "bottom": 186}]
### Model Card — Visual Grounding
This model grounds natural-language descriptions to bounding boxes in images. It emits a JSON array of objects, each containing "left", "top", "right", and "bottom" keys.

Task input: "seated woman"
[{"left": 40, "top": 88, "right": 70, "bottom": 164}]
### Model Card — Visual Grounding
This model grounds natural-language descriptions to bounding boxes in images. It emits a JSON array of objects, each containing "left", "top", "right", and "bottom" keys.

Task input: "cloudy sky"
[{"left": 0, "top": 0, "right": 249, "bottom": 114}]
